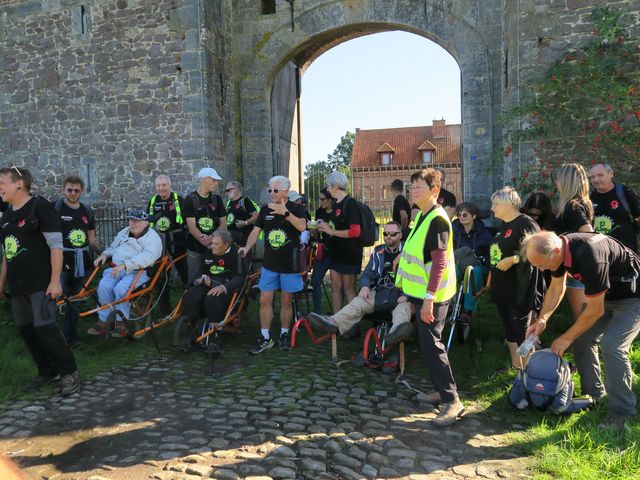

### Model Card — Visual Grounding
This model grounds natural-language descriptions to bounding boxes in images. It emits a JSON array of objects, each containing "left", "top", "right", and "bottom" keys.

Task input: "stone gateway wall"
[{"left": 1, "top": 0, "right": 639, "bottom": 206}]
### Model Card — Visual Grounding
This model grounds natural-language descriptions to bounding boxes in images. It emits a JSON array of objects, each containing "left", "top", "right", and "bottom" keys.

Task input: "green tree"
[
  {"left": 304, "top": 130, "right": 356, "bottom": 197},
  {"left": 501, "top": 6, "right": 640, "bottom": 193},
  {"left": 327, "top": 131, "right": 355, "bottom": 170}
]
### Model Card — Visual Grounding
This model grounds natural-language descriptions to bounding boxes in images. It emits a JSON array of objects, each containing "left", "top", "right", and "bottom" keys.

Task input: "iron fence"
[{"left": 93, "top": 204, "right": 128, "bottom": 248}]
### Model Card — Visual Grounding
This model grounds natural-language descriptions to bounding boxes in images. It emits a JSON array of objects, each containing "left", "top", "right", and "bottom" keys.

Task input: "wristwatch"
[
  {"left": 284, "top": 211, "right": 290, "bottom": 218},
  {"left": 512, "top": 255, "right": 520, "bottom": 264}
]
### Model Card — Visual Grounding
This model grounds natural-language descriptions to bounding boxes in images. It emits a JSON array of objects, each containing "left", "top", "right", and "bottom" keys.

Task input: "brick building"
[{"left": 351, "top": 120, "right": 461, "bottom": 211}]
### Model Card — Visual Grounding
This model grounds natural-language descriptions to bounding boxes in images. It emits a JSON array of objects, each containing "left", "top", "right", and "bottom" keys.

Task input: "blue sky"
[{"left": 301, "top": 31, "right": 462, "bottom": 163}]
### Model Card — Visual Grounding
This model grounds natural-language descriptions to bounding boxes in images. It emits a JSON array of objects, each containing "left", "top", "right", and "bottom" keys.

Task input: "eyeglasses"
[
  {"left": 65, "top": 188, "right": 81, "bottom": 193},
  {"left": 267, "top": 188, "right": 284, "bottom": 194},
  {"left": 458, "top": 211, "right": 470, "bottom": 217},
  {"left": 225, "top": 188, "right": 236, "bottom": 193},
  {"left": 11, "top": 166, "right": 23, "bottom": 177},
  {"left": 383, "top": 232, "right": 400, "bottom": 237}
]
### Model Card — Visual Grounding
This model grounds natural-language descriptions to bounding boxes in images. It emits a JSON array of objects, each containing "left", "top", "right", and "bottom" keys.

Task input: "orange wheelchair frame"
[{"left": 57, "top": 252, "right": 186, "bottom": 339}]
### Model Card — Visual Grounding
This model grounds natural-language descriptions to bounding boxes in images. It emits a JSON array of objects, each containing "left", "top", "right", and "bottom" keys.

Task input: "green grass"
[{"left": 1, "top": 286, "right": 640, "bottom": 479}]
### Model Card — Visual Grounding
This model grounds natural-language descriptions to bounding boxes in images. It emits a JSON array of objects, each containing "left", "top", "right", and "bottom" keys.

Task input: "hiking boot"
[
  {"left": 599, "top": 414, "right": 631, "bottom": 431},
  {"left": 60, "top": 370, "right": 81, "bottom": 397},
  {"left": 417, "top": 390, "right": 442, "bottom": 405},
  {"left": 110, "top": 321, "right": 129, "bottom": 338},
  {"left": 87, "top": 322, "right": 108, "bottom": 335},
  {"left": 308, "top": 312, "right": 339, "bottom": 334},
  {"left": 279, "top": 332, "right": 291, "bottom": 352},
  {"left": 21, "top": 374, "right": 61, "bottom": 393},
  {"left": 433, "top": 398, "right": 465, "bottom": 427},
  {"left": 249, "top": 336, "right": 275, "bottom": 355},
  {"left": 385, "top": 322, "right": 413, "bottom": 346}
]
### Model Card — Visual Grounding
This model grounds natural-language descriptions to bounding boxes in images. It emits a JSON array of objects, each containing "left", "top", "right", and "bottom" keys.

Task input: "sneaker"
[
  {"left": 21, "top": 374, "right": 61, "bottom": 392},
  {"left": 60, "top": 370, "right": 81, "bottom": 397},
  {"left": 87, "top": 322, "right": 108, "bottom": 335},
  {"left": 385, "top": 322, "right": 413, "bottom": 346},
  {"left": 433, "top": 398, "right": 465, "bottom": 427},
  {"left": 249, "top": 336, "right": 275, "bottom": 355},
  {"left": 417, "top": 390, "right": 442, "bottom": 405},
  {"left": 110, "top": 321, "right": 129, "bottom": 338},
  {"left": 599, "top": 414, "right": 631, "bottom": 431},
  {"left": 308, "top": 312, "right": 339, "bottom": 334},
  {"left": 279, "top": 332, "right": 291, "bottom": 352}
]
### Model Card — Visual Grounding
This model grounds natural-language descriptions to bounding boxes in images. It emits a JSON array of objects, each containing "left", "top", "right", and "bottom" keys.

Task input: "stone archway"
[{"left": 234, "top": 0, "right": 502, "bottom": 207}]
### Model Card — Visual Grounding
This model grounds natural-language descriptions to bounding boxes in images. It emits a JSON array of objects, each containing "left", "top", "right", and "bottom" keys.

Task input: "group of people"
[{"left": 1, "top": 161, "right": 639, "bottom": 431}]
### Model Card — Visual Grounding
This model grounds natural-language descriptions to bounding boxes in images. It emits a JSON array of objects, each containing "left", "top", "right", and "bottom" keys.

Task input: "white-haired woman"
[
  {"left": 318, "top": 171, "right": 363, "bottom": 314},
  {"left": 553, "top": 163, "right": 594, "bottom": 321},
  {"left": 488, "top": 186, "right": 540, "bottom": 370}
]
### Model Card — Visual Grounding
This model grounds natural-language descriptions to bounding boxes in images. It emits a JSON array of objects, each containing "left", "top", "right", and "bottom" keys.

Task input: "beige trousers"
[{"left": 332, "top": 290, "right": 412, "bottom": 335}]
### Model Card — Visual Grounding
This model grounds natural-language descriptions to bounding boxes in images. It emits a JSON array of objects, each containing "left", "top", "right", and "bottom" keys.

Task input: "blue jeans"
[
  {"left": 310, "top": 255, "right": 331, "bottom": 314},
  {"left": 97, "top": 268, "right": 149, "bottom": 322},
  {"left": 60, "top": 270, "right": 84, "bottom": 343}
]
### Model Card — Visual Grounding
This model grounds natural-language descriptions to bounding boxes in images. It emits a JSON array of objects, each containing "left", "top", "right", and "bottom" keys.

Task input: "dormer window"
[
  {"left": 418, "top": 140, "right": 437, "bottom": 165},
  {"left": 376, "top": 142, "right": 395, "bottom": 166}
]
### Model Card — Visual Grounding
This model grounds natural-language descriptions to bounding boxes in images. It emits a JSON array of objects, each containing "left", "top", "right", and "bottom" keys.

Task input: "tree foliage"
[
  {"left": 501, "top": 6, "right": 640, "bottom": 194},
  {"left": 304, "top": 131, "right": 355, "bottom": 196}
]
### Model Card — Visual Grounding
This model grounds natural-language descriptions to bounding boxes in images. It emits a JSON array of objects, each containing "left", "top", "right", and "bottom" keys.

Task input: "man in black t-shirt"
[
  {"left": 309, "top": 221, "right": 412, "bottom": 345},
  {"left": 525, "top": 231, "right": 640, "bottom": 429},
  {"left": 435, "top": 167, "right": 457, "bottom": 219},
  {"left": 183, "top": 167, "right": 227, "bottom": 283},
  {"left": 147, "top": 174, "right": 188, "bottom": 313},
  {"left": 0, "top": 167, "right": 80, "bottom": 396},
  {"left": 239, "top": 175, "right": 307, "bottom": 354},
  {"left": 58, "top": 175, "right": 102, "bottom": 346},
  {"left": 391, "top": 179, "right": 411, "bottom": 239},
  {"left": 590, "top": 162, "right": 640, "bottom": 251},
  {"left": 224, "top": 180, "right": 258, "bottom": 247}
]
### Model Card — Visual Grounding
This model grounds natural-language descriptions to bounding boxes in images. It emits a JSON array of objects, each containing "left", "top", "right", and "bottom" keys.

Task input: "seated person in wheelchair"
[
  {"left": 181, "top": 230, "right": 244, "bottom": 352},
  {"left": 309, "top": 221, "right": 412, "bottom": 346},
  {"left": 88, "top": 208, "right": 163, "bottom": 336},
  {"left": 451, "top": 202, "right": 492, "bottom": 322}
]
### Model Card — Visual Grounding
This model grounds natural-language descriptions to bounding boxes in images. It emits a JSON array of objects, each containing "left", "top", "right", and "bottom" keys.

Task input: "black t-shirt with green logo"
[
  {"left": 202, "top": 244, "right": 243, "bottom": 291},
  {"left": 1, "top": 197, "right": 61, "bottom": 296},
  {"left": 591, "top": 186, "right": 640, "bottom": 251},
  {"left": 489, "top": 214, "right": 539, "bottom": 306},
  {"left": 255, "top": 201, "right": 305, "bottom": 273},
  {"left": 148, "top": 192, "right": 185, "bottom": 233},
  {"left": 59, "top": 202, "right": 95, "bottom": 273},
  {"left": 226, "top": 196, "right": 258, "bottom": 245},
  {"left": 183, "top": 192, "right": 225, "bottom": 253}
]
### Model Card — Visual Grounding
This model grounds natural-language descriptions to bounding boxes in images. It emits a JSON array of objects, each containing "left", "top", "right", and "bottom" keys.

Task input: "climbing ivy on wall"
[{"left": 501, "top": 6, "right": 640, "bottom": 194}]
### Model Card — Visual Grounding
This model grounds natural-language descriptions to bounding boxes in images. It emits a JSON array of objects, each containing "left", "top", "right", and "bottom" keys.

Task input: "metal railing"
[{"left": 93, "top": 204, "right": 128, "bottom": 248}]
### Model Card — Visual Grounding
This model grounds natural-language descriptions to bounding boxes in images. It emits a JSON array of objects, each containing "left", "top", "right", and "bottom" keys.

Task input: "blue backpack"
[{"left": 510, "top": 349, "right": 592, "bottom": 414}]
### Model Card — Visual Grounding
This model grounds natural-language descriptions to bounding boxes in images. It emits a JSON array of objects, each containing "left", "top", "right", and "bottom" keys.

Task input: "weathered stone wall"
[
  {"left": 0, "top": 0, "right": 233, "bottom": 204},
  {"left": 502, "top": 0, "right": 640, "bottom": 181}
]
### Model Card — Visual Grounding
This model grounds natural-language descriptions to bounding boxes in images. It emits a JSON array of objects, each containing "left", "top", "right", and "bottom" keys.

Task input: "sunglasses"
[
  {"left": 11, "top": 166, "right": 23, "bottom": 177},
  {"left": 383, "top": 232, "right": 400, "bottom": 237},
  {"left": 66, "top": 188, "right": 81, "bottom": 193},
  {"left": 267, "top": 188, "right": 284, "bottom": 194},
  {"left": 225, "top": 188, "right": 236, "bottom": 193},
  {"left": 458, "top": 211, "right": 470, "bottom": 217}
]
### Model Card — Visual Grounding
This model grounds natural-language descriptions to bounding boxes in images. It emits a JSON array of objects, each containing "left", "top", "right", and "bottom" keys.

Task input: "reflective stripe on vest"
[
  {"left": 149, "top": 192, "right": 184, "bottom": 228},
  {"left": 395, "top": 206, "right": 456, "bottom": 302}
]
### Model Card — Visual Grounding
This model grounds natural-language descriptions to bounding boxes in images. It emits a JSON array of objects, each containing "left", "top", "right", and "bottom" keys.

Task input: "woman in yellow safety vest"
[{"left": 395, "top": 168, "right": 464, "bottom": 428}]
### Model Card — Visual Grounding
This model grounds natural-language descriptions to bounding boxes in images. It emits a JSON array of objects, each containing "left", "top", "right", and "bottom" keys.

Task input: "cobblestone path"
[{"left": 0, "top": 332, "right": 531, "bottom": 480}]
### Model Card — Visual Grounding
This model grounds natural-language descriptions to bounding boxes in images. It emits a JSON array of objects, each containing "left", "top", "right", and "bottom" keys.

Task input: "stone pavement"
[{"left": 0, "top": 334, "right": 531, "bottom": 480}]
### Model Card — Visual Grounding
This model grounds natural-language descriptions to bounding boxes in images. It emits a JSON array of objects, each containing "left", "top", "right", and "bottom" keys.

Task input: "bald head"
[{"left": 523, "top": 231, "right": 564, "bottom": 272}]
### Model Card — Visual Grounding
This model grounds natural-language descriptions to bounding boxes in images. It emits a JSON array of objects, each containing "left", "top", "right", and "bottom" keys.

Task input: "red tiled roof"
[
  {"left": 376, "top": 142, "right": 395, "bottom": 153},
  {"left": 351, "top": 124, "right": 461, "bottom": 167}
]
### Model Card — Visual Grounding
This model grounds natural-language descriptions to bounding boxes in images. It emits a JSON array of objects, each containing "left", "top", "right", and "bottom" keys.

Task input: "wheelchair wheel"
[
  {"left": 124, "top": 293, "right": 154, "bottom": 339},
  {"left": 456, "top": 265, "right": 475, "bottom": 345}
]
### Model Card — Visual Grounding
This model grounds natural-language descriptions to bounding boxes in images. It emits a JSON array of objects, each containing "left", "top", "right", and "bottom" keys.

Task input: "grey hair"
[
  {"left": 491, "top": 186, "right": 521, "bottom": 210},
  {"left": 520, "top": 230, "right": 562, "bottom": 259},
  {"left": 326, "top": 171, "right": 349, "bottom": 191},
  {"left": 155, "top": 174, "right": 171, "bottom": 185},
  {"left": 227, "top": 180, "right": 242, "bottom": 193},
  {"left": 212, "top": 229, "right": 233, "bottom": 245},
  {"left": 269, "top": 175, "right": 291, "bottom": 190},
  {"left": 590, "top": 162, "right": 613, "bottom": 174}
]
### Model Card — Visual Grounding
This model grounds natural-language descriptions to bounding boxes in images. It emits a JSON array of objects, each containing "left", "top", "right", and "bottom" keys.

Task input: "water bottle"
[{"left": 517, "top": 334, "right": 538, "bottom": 356}]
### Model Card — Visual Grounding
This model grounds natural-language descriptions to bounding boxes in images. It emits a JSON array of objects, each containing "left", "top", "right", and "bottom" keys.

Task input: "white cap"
[
  {"left": 288, "top": 190, "right": 302, "bottom": 202},
  {"left": 197, "top": 167, "right": 222, "bottom": 181}
]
